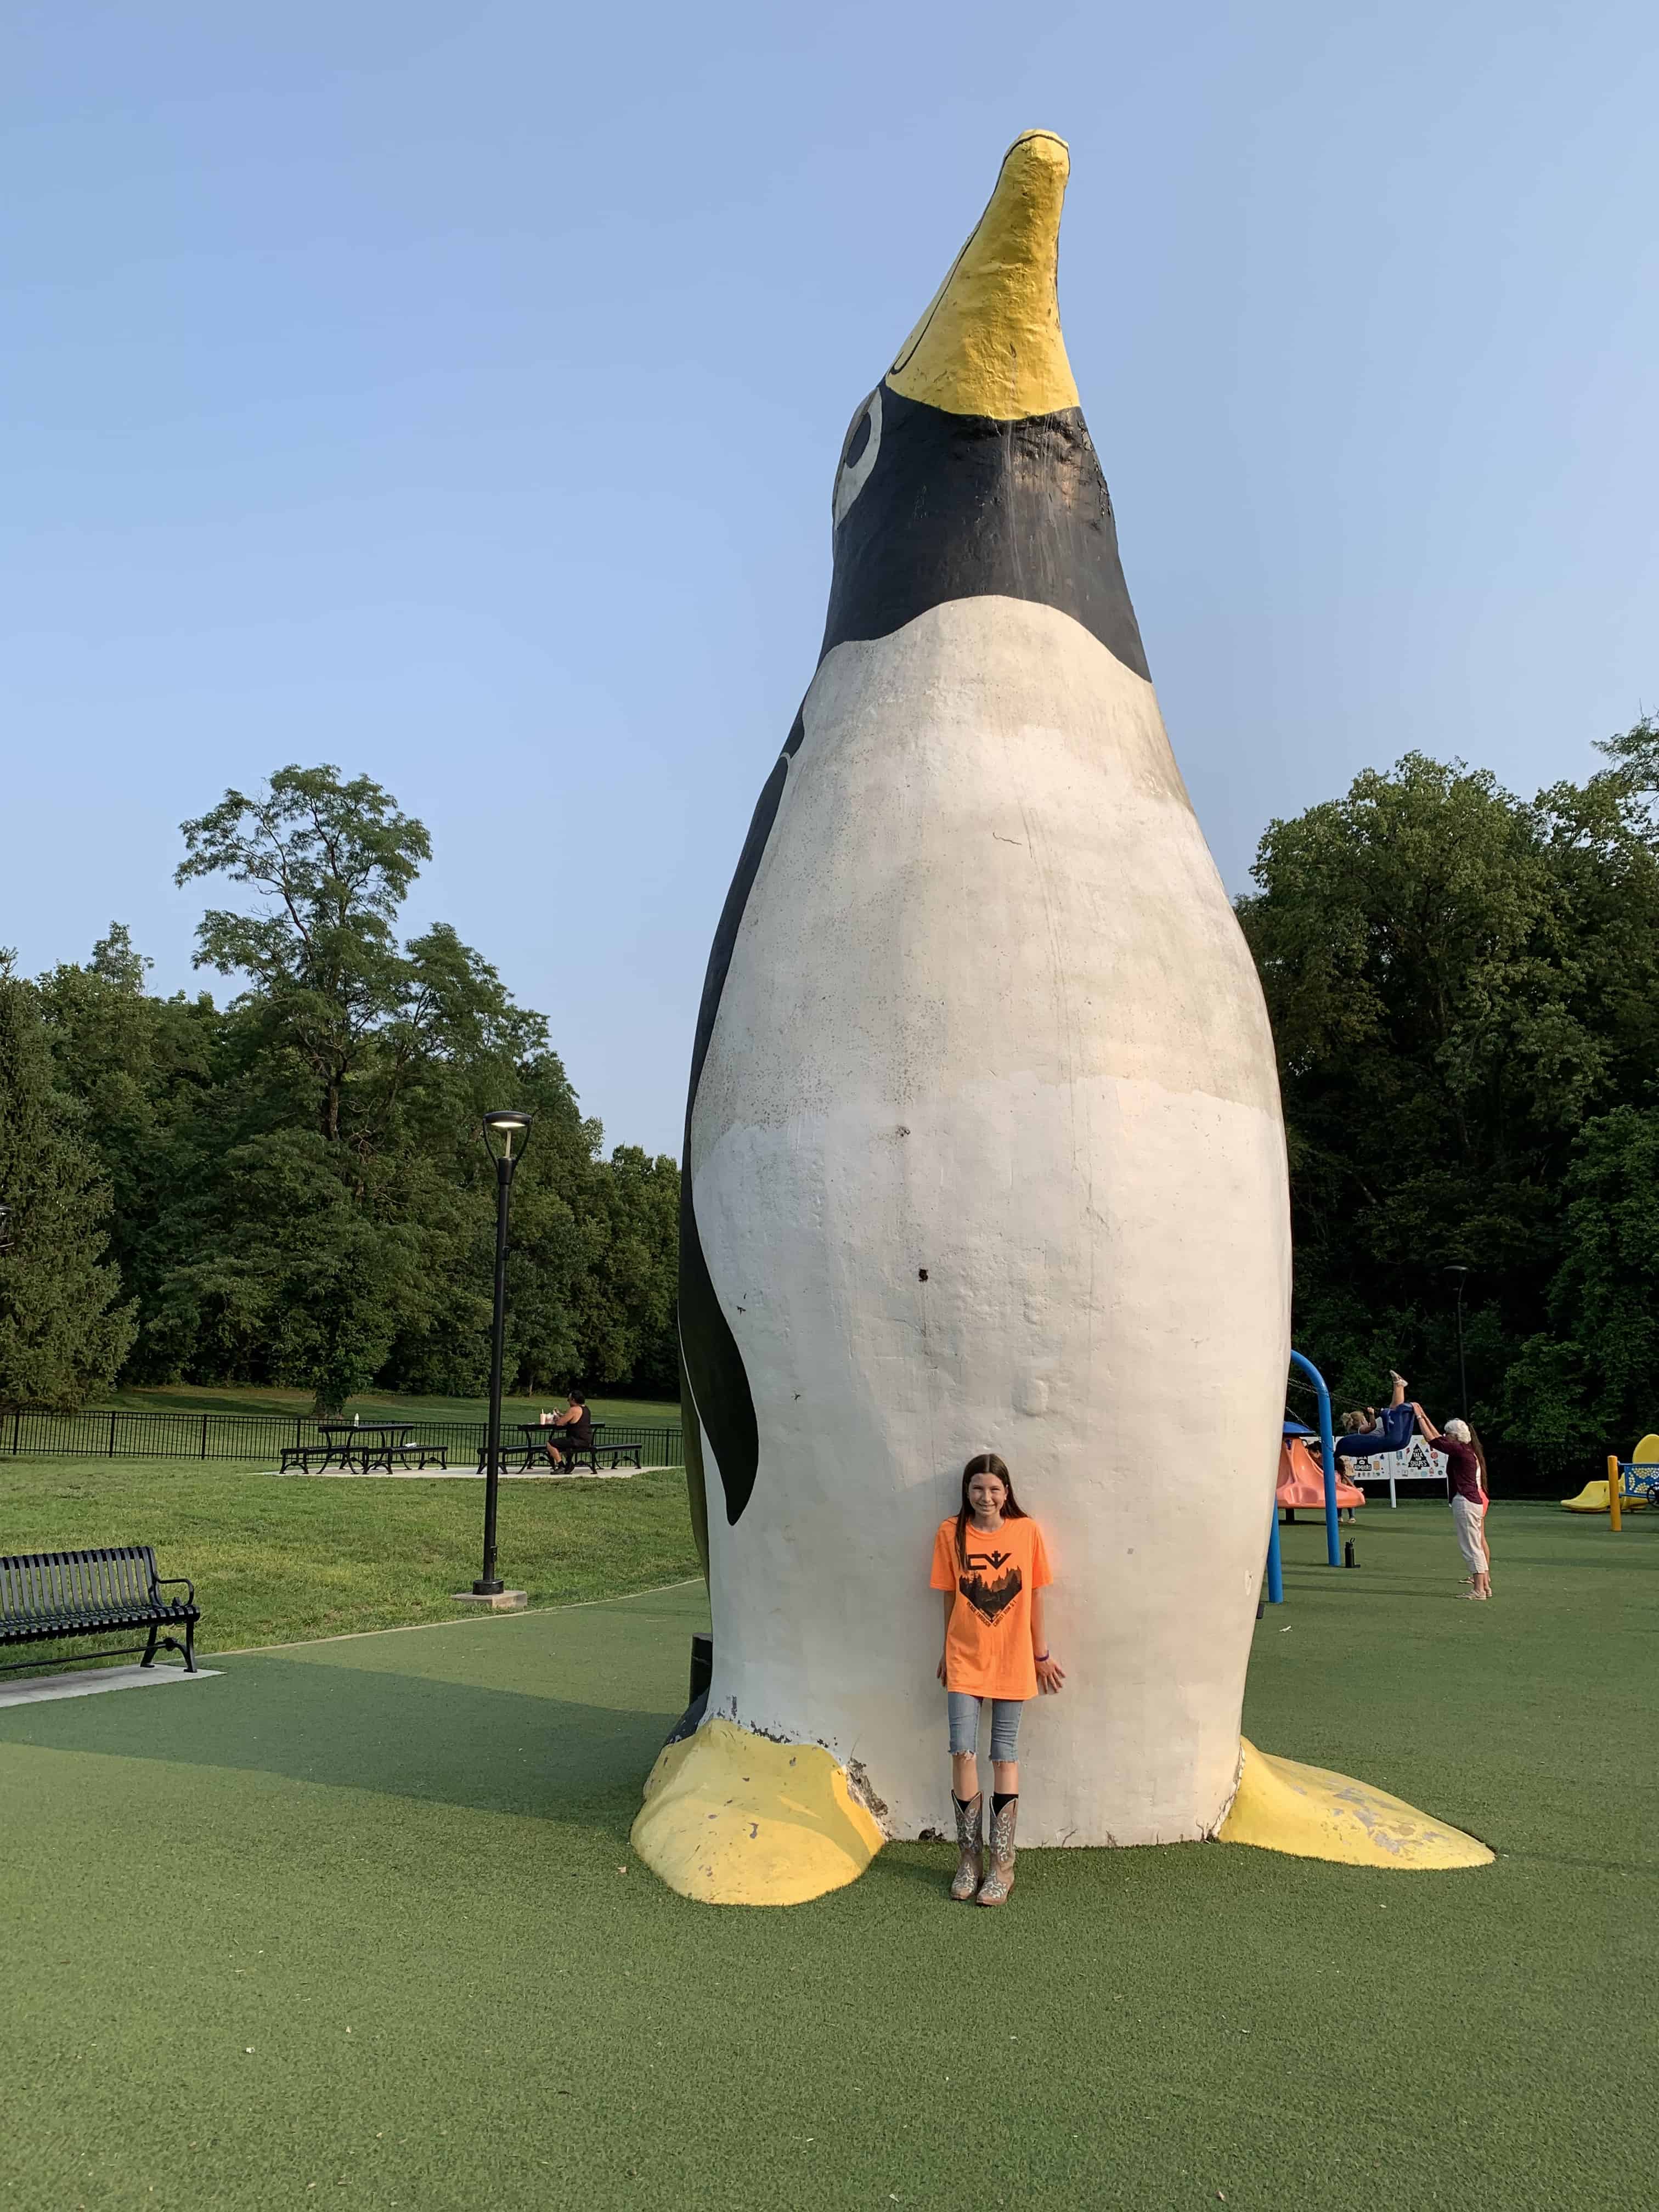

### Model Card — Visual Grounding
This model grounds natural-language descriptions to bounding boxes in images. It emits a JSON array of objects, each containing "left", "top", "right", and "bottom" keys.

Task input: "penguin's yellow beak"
[{"left": 887, "top": 129, "right": 1080, "bottom": 422}]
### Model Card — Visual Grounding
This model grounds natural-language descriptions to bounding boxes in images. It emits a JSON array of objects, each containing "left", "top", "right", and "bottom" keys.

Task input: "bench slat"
[
  {"left": 2, "top": 1545, "right": 198, "bottom": 1673},
  {"left": 1, "top": 1547, "right": 176, "bottom": 1628}
]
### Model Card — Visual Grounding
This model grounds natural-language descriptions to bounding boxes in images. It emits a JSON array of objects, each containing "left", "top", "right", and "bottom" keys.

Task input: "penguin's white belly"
[{"left": 690, "top": 596, "right": 1290, "bottom": 1846}]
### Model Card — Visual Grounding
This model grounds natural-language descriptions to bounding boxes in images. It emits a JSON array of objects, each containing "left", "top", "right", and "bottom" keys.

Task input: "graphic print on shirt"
[{"left": 960, "top": 1545, "right": 1024, "bottom": 1626}]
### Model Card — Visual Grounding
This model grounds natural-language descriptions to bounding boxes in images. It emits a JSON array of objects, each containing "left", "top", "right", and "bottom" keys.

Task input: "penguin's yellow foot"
[
  {"left": 1218, "top": 1739, "right": 1492, "bottom": 1869},
  {"left": 630, "top": 1716, "right": 885, "bottom": 1905}
]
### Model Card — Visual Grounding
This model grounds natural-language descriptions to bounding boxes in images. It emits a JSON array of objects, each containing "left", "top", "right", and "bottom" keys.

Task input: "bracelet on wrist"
[{"left": 1034, "top": 1651, "right": 1051, "bottom": 1662}]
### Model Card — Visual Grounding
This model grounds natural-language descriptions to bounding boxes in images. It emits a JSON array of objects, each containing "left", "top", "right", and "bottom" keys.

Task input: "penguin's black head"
[{"left": 820, "top": 131, "right": 1148, "bottom": 685}]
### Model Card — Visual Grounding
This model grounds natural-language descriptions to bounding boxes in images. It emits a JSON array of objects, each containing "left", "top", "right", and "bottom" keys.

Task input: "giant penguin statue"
[{"left": 635, "top": 132, "right": 1491, "bottom": 1903}]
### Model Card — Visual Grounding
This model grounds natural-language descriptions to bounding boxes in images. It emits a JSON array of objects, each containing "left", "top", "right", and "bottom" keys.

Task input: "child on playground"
[
  {"left": 1335, "top": 1371, "right": 1419, "bottom": 1460},
  {"left": 930, "top": 1453, "right": 1064, "bottom": 1907}
]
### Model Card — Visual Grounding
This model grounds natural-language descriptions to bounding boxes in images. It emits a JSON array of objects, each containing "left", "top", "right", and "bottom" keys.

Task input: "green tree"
[
  {"left": 143, "top": 1127, "right": 436, "bottom": 1415},
  {"left": 176, "top": 765, "right": 433, "bottom": 1148},
  {"left": 0, "top": 958, "right": 136, "bottom": 1409},
  {"left": 1238, "top": 721, "right": 1659, "bottom": 1483},
  {"left": 35, "top": 924, "right": 219, "bottom": 1355},
  {"left": 156, "top": 766, "right": 620, "bottom": 1410},
  {"left": 1502, "top": 1106, "right": 1659, "bottom": 1470},
  {"left": 27, "top": 766, "right": 683, "bottom": 1414},
  {"left": 568, "top": 1145, "right": 681, "bottom": 1394}
]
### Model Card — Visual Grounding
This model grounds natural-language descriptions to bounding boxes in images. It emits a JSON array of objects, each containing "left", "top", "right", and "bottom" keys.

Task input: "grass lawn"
[
  {"left": 1, "top": 1503, "right": 1654, "bottom": 2210},
  {"left": 83, "top": 1380, "right": 680, "bottom": 1430},
  {"left": 0, "top": 1455, "right": 701, "bottom": 1661}
]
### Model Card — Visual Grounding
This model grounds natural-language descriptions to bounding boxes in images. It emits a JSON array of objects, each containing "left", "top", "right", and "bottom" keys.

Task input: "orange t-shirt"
[{"left": 930, "top": 1514, "right": 1053, "bottom": 1700}]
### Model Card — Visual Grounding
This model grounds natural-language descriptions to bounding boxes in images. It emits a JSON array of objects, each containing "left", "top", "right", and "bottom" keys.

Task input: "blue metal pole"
[
  {"left": 1265, "top": 1494, "right": 1284, "bottom": 1603},
  {"left": 1289, "top": 1349, "right": 1341, "bottom": 1567}
]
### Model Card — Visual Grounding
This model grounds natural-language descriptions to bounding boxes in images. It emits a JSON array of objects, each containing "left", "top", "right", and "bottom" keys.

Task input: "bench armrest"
[{"left": 155, "top": 1573, "right": 196, "bottom": 1605}]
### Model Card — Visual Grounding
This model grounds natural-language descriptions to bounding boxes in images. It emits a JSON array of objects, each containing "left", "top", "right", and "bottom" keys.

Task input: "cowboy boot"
[
  {"left": 977, "top": 1795, "right": 1018, "bottom": 1906},
  {"left": 950, "top": 1793, "right": 984, "bottom": 1901}
]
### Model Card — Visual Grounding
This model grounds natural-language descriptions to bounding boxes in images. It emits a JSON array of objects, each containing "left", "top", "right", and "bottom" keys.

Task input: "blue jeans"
[
  {"left": 947, "top": 1692, "right": 1024, "bottom": 1762},
  {"left": 1335, "top": 1403, "right": 1416, "bottom": 1459}
]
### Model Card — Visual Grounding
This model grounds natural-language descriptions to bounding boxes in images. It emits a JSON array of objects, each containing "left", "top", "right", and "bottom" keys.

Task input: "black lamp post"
[
  {"left": 1446, "top": 1265, "right": 1469, "bottom": 1417},
  {"left": 475, "top": 1110, "right": 532, "bottom": 1597}
]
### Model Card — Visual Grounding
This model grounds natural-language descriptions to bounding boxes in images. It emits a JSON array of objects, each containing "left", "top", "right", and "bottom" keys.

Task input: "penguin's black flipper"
[
  {"left": 679, "top": 712, "right": 806, "bottom": 1526},
  {"left": 678, "top": 1183, "right": 758, "bottom": 1526}
]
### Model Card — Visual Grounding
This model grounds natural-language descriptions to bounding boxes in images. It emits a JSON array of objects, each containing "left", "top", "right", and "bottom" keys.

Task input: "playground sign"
[{"left": 1346, "top": 1440, "right": 1449, "bottom": 1508}]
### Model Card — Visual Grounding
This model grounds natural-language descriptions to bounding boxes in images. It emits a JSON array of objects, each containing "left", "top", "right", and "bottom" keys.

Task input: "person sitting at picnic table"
[
  {"left": 1334, "top": 1370, "right": 1419, "bottom": 1459},
  {"left": 545, "top": 1390, "right": 594, "bottom": 1468}
]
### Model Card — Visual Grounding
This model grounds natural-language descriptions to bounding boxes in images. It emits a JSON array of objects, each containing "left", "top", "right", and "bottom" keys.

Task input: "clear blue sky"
[{"left": 5, "top": 2, "right": 1655, "bottom": 1156}]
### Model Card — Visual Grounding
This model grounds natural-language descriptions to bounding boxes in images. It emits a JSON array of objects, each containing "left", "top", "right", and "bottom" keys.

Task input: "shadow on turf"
[
  {"left": 0, "top": 1655, "right": 677, "bottom": 1831},
  {"left": 0, "top": 1668, "right": 1229, "bottom": 1895}
]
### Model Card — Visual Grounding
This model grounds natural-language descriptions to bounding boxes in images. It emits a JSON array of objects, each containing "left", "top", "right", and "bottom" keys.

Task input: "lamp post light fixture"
[
  {"left": 475, "top": 1110, "right": 532, "bottom": 1597},
  {"left": 1445, "top": 1265, "right": 1470, "bottom": 1419}
]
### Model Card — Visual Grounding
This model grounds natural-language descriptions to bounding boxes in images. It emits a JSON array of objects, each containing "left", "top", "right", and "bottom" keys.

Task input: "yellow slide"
[
  {"left": 1562, "top": 1434, "right": 1659, "bottom": 1510},
  {"left": 1561, "top": 1479, "right": 1613, "bottom": 1512}
]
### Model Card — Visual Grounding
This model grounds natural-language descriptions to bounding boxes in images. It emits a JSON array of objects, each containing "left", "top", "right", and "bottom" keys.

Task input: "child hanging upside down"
[{"left": 1334, "top": 1370, "right": 1419, "bottom": 1459}]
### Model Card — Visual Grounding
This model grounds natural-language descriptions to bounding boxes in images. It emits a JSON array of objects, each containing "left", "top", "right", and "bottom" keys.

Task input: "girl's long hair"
[
  {"left": 955, "top": 1452, "right": 1026, "bottom": 1564},
  {"left": 1468, "top": 1422, "right": 1490, "bottom": 1496}
]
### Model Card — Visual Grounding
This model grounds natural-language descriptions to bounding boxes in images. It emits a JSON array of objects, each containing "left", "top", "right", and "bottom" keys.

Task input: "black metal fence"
[{"left": 0, "top": 1407, "right": 684, "bottom": 1469}]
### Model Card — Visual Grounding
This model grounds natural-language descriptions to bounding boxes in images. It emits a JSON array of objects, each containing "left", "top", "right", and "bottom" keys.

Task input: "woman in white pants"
[{"left": 1427, "top": 1418, "right": 1490, "bottom": 1599}]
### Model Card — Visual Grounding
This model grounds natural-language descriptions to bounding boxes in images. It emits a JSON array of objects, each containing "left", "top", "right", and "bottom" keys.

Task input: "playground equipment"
[
  {"left": 1287, "top": 1350, "right": 1341, "bottom": 1566},
  {"left": 1278, "top": 1430, "right": 1364, "bottom": 1515},
  {"left": 1263, "top": 1501, "right": 1284, "bottom": 1604},
  {"left": 1262, "top": 1360, "right": 1353, "bottom": 1601},
  {"left": 1562, "top": 1433, "right": 1659, "bottom": 1527},
  {"left": 1263, "top": 1425, "right": 1357, "bottom": 1606}
]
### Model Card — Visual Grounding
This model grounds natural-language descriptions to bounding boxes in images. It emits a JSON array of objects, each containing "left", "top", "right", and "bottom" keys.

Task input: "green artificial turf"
[
  {"left": 0, "top": 1455, "right": 701, "bottom": 1661},
  {"left": 1, "top": 1504, "right": 1654, "bottom": 2211}
]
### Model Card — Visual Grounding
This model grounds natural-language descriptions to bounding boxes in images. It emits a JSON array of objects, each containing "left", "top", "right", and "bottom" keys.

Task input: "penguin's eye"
[{"left": 832, "top": 386, "right": 882, "bottom": 526}]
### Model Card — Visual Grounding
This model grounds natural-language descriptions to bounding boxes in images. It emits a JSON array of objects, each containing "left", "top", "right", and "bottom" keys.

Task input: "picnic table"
[
  {"left": 473, "top": 1423, "right": 641, "bottom": 1475},
  {"left": 279, "top": 1425, "right": 450, "bottom": 1475},
  {"left": 517, "top": 1421, "right": 605, "bottom": 1470},
  {"left": 319, "top": 1423, "right": 416, "bottom": 1473}
]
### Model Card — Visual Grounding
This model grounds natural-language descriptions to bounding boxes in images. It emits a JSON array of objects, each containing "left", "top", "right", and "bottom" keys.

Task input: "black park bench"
[{"left": 0, "top": 1547, "right": 200, "bottom": 1675}]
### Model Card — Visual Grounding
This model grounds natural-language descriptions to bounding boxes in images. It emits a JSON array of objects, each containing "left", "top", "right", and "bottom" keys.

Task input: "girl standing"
[{"left": 930, "top": 1453, "right": 1064, "bottom": 1906}]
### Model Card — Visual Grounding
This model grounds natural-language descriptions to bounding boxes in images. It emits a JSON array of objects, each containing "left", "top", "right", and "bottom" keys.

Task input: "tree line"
[
  {"left": 5, "top": 730, "right": 1655, "bottom": 1483},
  {"left": 0, "top": 766, "right": 679, "bottom": 1414},
  {"left": 1240, "top": 719, "right": 1659, "bottom": 1490}
]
